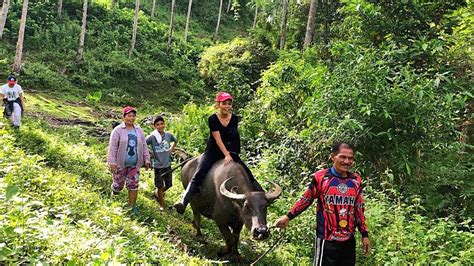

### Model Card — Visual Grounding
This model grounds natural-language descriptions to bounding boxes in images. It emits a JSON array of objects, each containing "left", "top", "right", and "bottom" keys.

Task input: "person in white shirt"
[{"left": 1, "top": 75, "right": 25, "bottom": 128}]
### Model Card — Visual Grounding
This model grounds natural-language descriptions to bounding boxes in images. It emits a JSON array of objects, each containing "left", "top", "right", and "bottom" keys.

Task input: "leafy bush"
[
  {"left": 239, "top": 35, "right": 472, "bottom": 220},
  {"left": 21, "top": 62, "right": 77, "bottom": 94},
  {"left": 361, "top": 188, "right": 473, "bottom": 264},
  {"left": 198, "top": 37, "right": 276, "bottom": 108},
  {"left": 167, "top": 103, "right": 215, "bottom": 155},
  {"left": 243, "top": 40, "right": 469, "bottom": 175},
  {"left": 86, "top": 91, "right": 103, "bottom": 105}
]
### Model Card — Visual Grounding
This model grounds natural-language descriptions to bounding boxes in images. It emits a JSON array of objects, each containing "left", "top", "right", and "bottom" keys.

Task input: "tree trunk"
[
  {"left": 279, "top": 0, "right": 288, "bottom": 50},
  {"left": 0, "top": 0, "right": 10, "bottom": 39},
  {"left": 184, "top": 0, "right": 193, "bottom": 42},
  {"left": 323, "top": 0, "right": 330, "bottom": 61},
  {"left": 252, "top": 4, "right": 258, "bottom": 29},
  {"left": 77, "top": 0, "right": 88, "bottom": 62},
  {"left": 57, "top": 0, "right": 62, "bottom": 19},
  {"left": 129, "top": 0, "right": 139, "bottom": 57},
  {"left": 12, "top": 0, "right": 28, "bottom": 72},
  {"left": 324, "top": 0, "right": 328, "bottom": 45},
  {"left": 151, "top": 0, "right": 156, "bottom": 17},
  {"left": 303, "top": 0, "right": 317, "bottom": 48},
  {"left": 226, "top": 0, "right": 231, "bottom": 13},
  {"left": 166, "top": 0, "right": 176, "bottom": 51},
  {"left": 213, "top": 0, "right": 223, "bottom": 41},
  {"left": 459, "top": 102, "right": 472, "bottom": 143}
]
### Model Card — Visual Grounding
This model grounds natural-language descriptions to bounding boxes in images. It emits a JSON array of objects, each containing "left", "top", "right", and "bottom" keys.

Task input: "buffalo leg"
[
  {"left": 216, "top": 223, "right": 243, "bottom": 261},
  {"left": 216, "top": 223, "right": 234, "bottom": 257},
  {"left": 229, "top": 222, "right": 243, "bottom": 257},
  {"left": 191, "top": 205, "right": 203, "bottom": 237}
]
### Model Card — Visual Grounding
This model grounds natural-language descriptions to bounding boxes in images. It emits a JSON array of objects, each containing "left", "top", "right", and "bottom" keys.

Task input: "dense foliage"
[{"left": 199, "top": 37, "right": 276, "bottom": 108}]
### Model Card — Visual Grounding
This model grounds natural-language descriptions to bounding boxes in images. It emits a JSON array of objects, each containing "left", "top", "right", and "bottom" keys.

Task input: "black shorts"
[
  {"left": 313, "top": 236, "right": 356, "bottom": 266},
  {"left": 154, "top": 167, "right": 172, "bottom": 189}
]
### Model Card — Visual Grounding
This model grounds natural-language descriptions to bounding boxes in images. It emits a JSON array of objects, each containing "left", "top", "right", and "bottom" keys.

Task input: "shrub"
[{"left": 198, "top": 37, "right": 276, "bottom": 108}]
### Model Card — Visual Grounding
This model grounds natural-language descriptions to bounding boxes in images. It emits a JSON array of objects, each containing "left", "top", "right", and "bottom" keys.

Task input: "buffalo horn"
[
  {"left": 265, "top": 181, "right": 282, "bottom": 202},
  {"left": 220, "top": 177, "right": 246, "bottom": 200}
]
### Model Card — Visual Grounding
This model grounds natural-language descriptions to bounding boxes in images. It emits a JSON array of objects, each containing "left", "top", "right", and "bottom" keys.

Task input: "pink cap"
[
  {"left": 7, "top": 75, "right": 16, "bottom": 85},
  {"left": 122, "top": 106, "right": 136, "bottom": 116},
  {"left": 215, "top": 92, "right": 233, "bottom": 102}
]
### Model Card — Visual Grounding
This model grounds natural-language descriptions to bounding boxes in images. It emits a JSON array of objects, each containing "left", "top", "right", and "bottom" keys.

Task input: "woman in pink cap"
[
  {"left": 107, "top": 106, "right": 151, "bottom": 215},
  {"left": 174, "top": 92, "right": 263, "bottom": 214}
]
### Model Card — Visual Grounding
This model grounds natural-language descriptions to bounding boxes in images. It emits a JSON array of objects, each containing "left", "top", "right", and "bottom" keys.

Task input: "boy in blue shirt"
[{"left": 146, "top": 116, "right": 177, "bottom": 211}]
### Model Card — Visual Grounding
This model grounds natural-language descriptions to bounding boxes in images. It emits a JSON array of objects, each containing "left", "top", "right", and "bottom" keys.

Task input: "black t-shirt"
[{"left": 205, "top": 113, "right": 241, "bottom": 156}]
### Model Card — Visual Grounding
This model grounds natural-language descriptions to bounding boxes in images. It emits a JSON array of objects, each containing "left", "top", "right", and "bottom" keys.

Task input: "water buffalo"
[{"left": 180, "top": 155, "right": 281, "bottom": 259}]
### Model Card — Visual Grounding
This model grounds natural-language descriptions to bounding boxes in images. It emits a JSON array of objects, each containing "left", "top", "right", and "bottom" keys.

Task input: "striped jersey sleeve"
[{"left": 286, "top": 171, "right": 326, "bottom": 220}]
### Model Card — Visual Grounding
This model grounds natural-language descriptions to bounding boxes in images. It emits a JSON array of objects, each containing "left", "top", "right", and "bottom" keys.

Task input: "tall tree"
[
  {"left": 77, "top": 0, "right": 88, "bottom": 62},
  {"left": 323, "top": 0, "right": 330, "bottom": 46},
  {"left": 151, "top": 0, "right": 156, "bottom": 17},
  {"left": 0, "top": 0, "right": 10, "bottom": 38},
  {"left": 57, "top": 0, "right": 62, "bottom": 18},
  {"left": 166, "top": 0, "right": 176, "bottom": 50},
  {"left": 226, "top": 0, "right": 231, "bottom": 13},
  {"left": 303, "top": 0, "right": 317, "bottom": 48},
  {"left": 12, "top": 0, "right": 28, "bottom": 72},
  {"left": 252, "top": 4, "right": 258, "bottom": 29},
  {"left": 213, "top": 0, "right": 223, "bottom": 40},
  {"left": 129, "top": 0, "right": 140, "bottom": 57},
  {"left": 279, "top": 0, "right": 288, "bottom": 50},
  {"left": 184, "top": 0, "right": 193, "bottom": 42}
]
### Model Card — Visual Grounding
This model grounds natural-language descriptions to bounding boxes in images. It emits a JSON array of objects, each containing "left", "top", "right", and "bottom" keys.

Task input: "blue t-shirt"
[
  {"left": 124, "top": 129, "right": 138, "bottom": 167},
  {"left": 146, "top": 132, "right": 177, "bottom": 169}
]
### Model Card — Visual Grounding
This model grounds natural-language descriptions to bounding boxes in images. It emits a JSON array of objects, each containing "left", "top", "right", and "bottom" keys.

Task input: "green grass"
[
  {"left": 26, "top": 93, "right": 99, "bottom": 122},
  {"left": 0, "top": 128, "right": 210, "bottom": 264}
]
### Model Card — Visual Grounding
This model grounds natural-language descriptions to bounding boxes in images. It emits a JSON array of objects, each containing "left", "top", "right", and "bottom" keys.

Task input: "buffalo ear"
[{"left": 266, "top": 197, "right": 279, "bottom": 204}]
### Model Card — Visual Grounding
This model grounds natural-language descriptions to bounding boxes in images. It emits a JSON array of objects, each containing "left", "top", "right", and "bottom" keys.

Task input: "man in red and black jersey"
[{"left": 275, "top": 142, "right": 370, "bottom": 266}]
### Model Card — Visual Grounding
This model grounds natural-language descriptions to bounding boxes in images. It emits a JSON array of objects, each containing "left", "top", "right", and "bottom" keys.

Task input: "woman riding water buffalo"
[{"left": 174, "top": 92, "right": 263, "bottom": 214}]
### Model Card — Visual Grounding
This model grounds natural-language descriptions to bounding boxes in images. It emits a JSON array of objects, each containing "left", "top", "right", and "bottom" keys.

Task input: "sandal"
[{"left": 131, "top": 205, "right": 139, "bottom": 215}]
